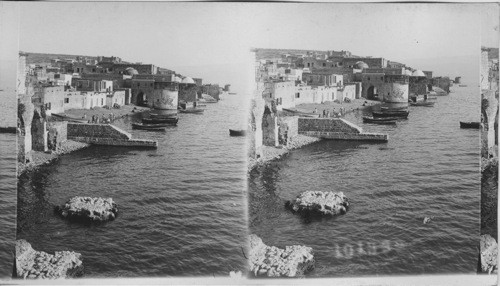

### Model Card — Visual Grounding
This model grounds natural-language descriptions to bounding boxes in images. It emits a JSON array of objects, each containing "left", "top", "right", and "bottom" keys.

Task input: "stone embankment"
[
  {"left": 55, "top": 197, "right": 118, "bottom": 222},
  {"left": 480, "top": 234, "right": 498, "bottom": 274},
  {"left": 249, "top": 234, "right": 314, "bottom": 277},
  {"left": 15, "top": 239, "right": 83, "bottom": 279},
  {"left": 17, "top": 140, "right": 90, "bottom": 176},
  {"left": 285, "top": 191, "right": 350, "bottom": 216}
]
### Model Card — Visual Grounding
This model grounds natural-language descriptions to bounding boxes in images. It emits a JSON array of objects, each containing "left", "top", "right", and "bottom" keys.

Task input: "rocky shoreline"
[
  {"left": 249, "top": 234, "right": 314, "bottom": 277},
  {"left": 247, "top": 101, "right": 380, "bottom": 173},
  {"left": 17, "top": 140, "right": 90, "bottom": 177},
  {"left": 15, "top": 239, "right": 83, "bottom": 279},
  {"left": 248, "top": 135, "right": 321, "bottom": 172}
]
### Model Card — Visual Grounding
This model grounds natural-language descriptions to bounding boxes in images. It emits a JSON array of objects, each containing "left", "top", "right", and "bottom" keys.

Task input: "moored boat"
[
  {"left": 380, "top": 106, "right": 408, "bottom": 111},
  {"left": 51, "top": 113, "right": 89, "bottom": 123},
  {"left": 459, "top": 84, "right": 467, "bottom": 87},
  {"left": 372, "top": 110, "right": 409, "bottom": 118},
  {"left": 179, "top": 108, "right": 204, "bottom": 114},
  {"left": 362, "top": 117, "right": 397, "bottom": 125},
  {"left": 142, "top": 117, "right": 179, "bottom": 125},
  {"left": 132, "top": 123, "right": 167, "bottom": 131},
  {"left": 409, "top": 101, "right": 435, "bottom": 107},
  {"left": 229, "top": 129, "right": 247, "bottom": 136},
  {"left": 459, "top": 121, "right": 480, "bottom": 129},
  {"left": 150, "top": 113, "right": 178, "bottom": 119}
]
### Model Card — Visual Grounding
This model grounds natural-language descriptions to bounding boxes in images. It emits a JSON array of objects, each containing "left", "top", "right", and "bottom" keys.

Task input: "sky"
[{"left": 3, "top": 2, "right": 498, "bottom": 92}]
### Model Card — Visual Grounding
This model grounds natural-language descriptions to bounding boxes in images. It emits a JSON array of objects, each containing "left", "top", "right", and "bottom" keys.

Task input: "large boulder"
[
  {"left": 15, "top": 239, "right": 83, "bottom": 279},
  {"left": 55, "top": 196, "right": 118, "bottom": 222},
  {"left": 249, "top": 234, "right": 314, "bottom": 277},
  {"left": 285, "top": 191, "right": 349, "bottom": 216},
  {"left": 480, "top": 234, "right": 498, "bottom": 274}
]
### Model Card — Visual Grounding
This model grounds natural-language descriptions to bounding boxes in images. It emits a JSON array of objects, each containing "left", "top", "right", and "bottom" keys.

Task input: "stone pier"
[
  {"left": 67, "top": 123, "right": 157, "bottom": 148},
  {"left": 298, "top": 118, "right": 388, "bottom": 142}
]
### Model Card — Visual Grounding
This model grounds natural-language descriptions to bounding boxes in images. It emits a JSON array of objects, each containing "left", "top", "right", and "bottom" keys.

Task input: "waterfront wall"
[
  {"left": 68, "top": 123, "right": 131, "bottom": 140},
  {"left": 298, "top": 118, "right": 387, "bottom": 141},
  {"left": 298, "top": 118, "right": 361, "bottom": 134},
  {"left": 67, "top": 123, "right": 157, "bottom": 148}
]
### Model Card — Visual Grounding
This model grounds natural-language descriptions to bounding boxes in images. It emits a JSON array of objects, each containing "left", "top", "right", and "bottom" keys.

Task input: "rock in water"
[
  {"left": 285, "top": 191, "right": 349, "bottom": 216},
  {"left": 249, "top": 234, "right": 314, "bottom": 277},
  {"left": 55, "top": 196, "right": 118, "bottom": 222},
  {"left": 480, "top": 234, "right": 498, "bottom": 274},
  {"left": 15, "top": 239, "right": 83, "bottom": 279}
]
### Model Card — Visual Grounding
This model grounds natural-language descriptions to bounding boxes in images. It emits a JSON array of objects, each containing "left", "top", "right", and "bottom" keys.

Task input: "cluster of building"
[
  {"left": 256, "top": 49, "right": 452, "bottom": 111},
  {"left": 17, "top": 53, "right": 227, "bottom": 114},
  {"left": 480, "top": 47, "right": 499, "bottom": 159}
]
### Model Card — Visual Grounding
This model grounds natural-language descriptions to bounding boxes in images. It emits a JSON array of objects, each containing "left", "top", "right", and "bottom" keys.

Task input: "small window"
[
  {"left": 322, "top": 63, "right": 326, "bottom": 67},
  {"left": 295, "top": 92, "right": 300, "bottom": 98},
  {"left": 381, "top": 77, "right": 383, "bottom": 80},
  {"left": 368, "top": 77, "right": 370, "bottom": 81},
  {"left": 64, "top": 98, "right": 69, "bottom": 103}
]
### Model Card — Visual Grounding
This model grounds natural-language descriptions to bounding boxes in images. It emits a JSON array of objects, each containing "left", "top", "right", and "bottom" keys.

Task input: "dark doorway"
[{"left": 367, "top": 86, "right": 378, "bottom": 100}]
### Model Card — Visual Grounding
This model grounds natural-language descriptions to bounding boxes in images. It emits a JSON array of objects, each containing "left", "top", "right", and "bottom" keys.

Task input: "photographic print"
[
  {"left": 0, "top": 1, "right": 497, "bottom": 284},
  {"left": 13, "top": 2, "right": 251, "bottom": 279},
  {"left": 247, "top": 3, "right": 497, "bottom": 278}
]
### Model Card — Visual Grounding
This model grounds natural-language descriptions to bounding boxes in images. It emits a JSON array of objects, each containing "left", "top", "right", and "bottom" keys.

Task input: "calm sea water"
[
  {"left": 17, "top": 94, "right": 249, "bottom": 277},
  {"left": 0, "top": 90, "right": 17, "bottom": 279},
  {"left": 249, "top": 82, "right": 481, "bottom": 276}
]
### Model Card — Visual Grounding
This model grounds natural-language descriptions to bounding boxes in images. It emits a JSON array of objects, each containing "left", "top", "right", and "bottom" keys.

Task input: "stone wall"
[
  {"left": 67, "top": 123, "right": 131, "bottom": 140},
  {"left": 31, "top": 109, "right": 47, "bottom": 152},
  {"left": 379, "top": 82, "right": 409, "bottom": 103},
  {"left": 298, "top": 118, "right": 362, "bottom": 134},
  {"left": 409, "top": 77, "right": 428, "bottom": 95},
  {"left": 278, "top": 116, "right": 299, "bottom": 146},
  {"left": 178, "top": 84, "right": 198, "bottom": 103},
  {"left": 47, "top": 121, "right": 68, "bottom": 151},
  {"left": 262, "top": 106, "right": 279, "bottom": 146}
]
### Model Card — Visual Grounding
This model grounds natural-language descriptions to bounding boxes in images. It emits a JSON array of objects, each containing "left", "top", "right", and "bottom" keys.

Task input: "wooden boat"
[
  {"left": 372, "top": 110, "right": 409, "bottom": 118},
  {"left": 362, "top": 117, "right": 397, "bottom": 125},
  {"left": 459, "top": 121, "right": 480, "bottom": 129},
  {"left": 380, "top": 106, "right": 408, "bottom": 111},
  {"left": 282, "top": 108, "right": 320, "bottom": 118},
  {"left": 409, "top": 101, "right": 435, "bottom": 107},
  {"left": 179, "top": 108, "right": 204, "bottom": 114},
  {"left": 150, "top": 113, "right": 178, "bottom": 119},
  {"left": 0, "top": 126, "right": 16, "bottom": 134},
  {"left": 459, "top": 85, "right": 467, "bottom": 87},
  {"left": 132, "top": 123, "right": 167, "bottom": 131},
  {"left": 51, "top": 113, "right": 88, "bottom": 123},
  {"left": 142, "top": 117, "right": 179, "bottom": 125},
  {"left": 229, "top": 129, "right": 247, "bottom": 136}
]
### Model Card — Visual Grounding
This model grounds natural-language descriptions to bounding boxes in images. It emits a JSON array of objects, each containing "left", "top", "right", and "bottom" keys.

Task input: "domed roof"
[
  {"left": 355, "top": 61, "right": 369, "bottom": 69},
  {"left": 125, "top": 67, "right": 138, "bottom": 76},
  {"left": 412, "top": 70, "right": 425, "bottom": 77},
  {"left": 403, "top": 69, "right": 412, "bottom": 76},
  {"left": 173, "top": 76, "right": 182, "bottom": 83},
  {"left": 302, "top": 68, "right": 311, "bottom": 73},
  {"left": 181, "top": 77, "right": 195, "bottom": 84}
]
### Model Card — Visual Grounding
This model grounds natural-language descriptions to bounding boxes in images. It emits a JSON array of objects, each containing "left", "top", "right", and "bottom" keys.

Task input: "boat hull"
[
  {"left": 372, "top": 111, "right": 409, "bottom": 118},
  {"left": 179, "top": 108, "right": 204, "bottom": 114},
  {"left": 362, "top": 117, "right": 397, "bottom": 125},
  {"left": 229, "top": 129, "right": 247, "bottom": 136},
  {"left": 459, "top": 121, "right": 480, "bottom": 129},
  {"left": 142, "top": 117, "right": 178, "bottom": 124},
  {"left": 132, "top": 123, "right": 167, "bottom": 131}
]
